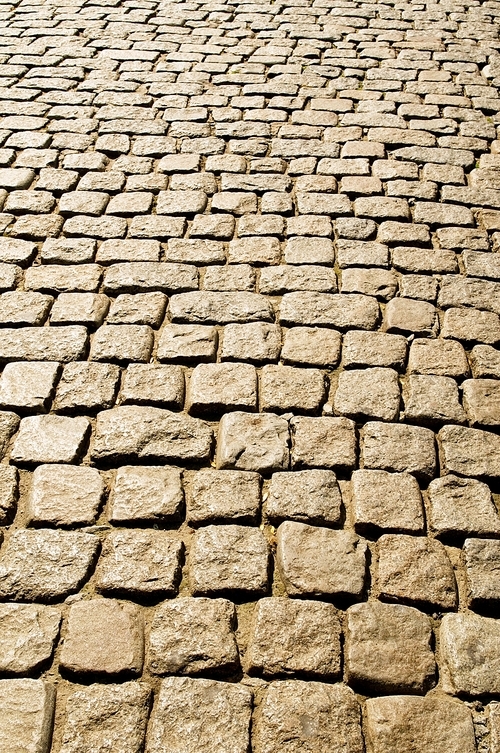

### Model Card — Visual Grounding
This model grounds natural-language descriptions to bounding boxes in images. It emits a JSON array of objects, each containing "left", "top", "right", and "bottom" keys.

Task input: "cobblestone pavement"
[{"left": 1, "top": 0, "right": 500, "bottom": 750}]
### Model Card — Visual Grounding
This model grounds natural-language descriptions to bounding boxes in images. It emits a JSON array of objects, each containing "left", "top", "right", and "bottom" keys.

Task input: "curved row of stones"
[{"left": 0, "top": 0, "right": 500, "bottom": 750}]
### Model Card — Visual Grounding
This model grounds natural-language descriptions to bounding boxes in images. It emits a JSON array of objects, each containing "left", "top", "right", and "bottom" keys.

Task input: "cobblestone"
[{"left": 0, "top": 0, "right": 499, "bottom": 746}]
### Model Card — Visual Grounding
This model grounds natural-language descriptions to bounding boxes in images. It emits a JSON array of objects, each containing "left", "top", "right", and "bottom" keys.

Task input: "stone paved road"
[{"left": 0, "top": 0, "right": 499, "bottom": 750}]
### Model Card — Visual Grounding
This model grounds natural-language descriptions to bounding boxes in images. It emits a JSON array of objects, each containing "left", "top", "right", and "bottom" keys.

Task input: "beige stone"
[
  {"left": 438, "top": 425, "right": 500, "bottom": 478},
  {"left": 108, "top": 465, "right": 183, "bottom": 523},
  {"left": 440, "top": 613, "right": 500, "bottom": 696},
  {"left": 266, "top": 469, "right": 342, "bottom": 526},
  {"left": 362, "top": 421, "right": 436, "bottom": 480},
  {"left": 291, "top": 416, "right": 357, "bottom": 470},
  {"left": 427, "top": 474, "right": 500, "bottom": 539},
  {"left": 0, "top": 679, "right": 55, "bottom": 753},
  {"left": 351, "top": 469, "right": 424, "bottom": 534},
  {"left": 0, "top": 604, "right": 60, "bottom": 674},
  {"left": 27, "top": 464, "right": 103, "bottom": 527},
  {"left": 216, "top": 412, "right": 289, "bottom": 472}
]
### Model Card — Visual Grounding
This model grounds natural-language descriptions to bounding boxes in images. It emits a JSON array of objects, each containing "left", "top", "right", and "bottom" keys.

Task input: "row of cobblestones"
[{"left": 0, "top": 0, "right": 500, "bottom": 750}]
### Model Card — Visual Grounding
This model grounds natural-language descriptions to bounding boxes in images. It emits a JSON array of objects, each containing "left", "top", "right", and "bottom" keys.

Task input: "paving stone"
[
  {"left": 53, "top": 362, "right": 120, "bottom": 413},
  {"left": 0, "top": 465, "right": 17, "bottom": 524},
  {"left": 385, "top": 297, "right": 438, "bottom": 336},
  {"left": 342, "top": 330, "right": 407, "bottom": 370},
  {"left": 376, "top": 534, "right": 457, "bottom": 611},
  {"left": 95, "top": 530, "right": 183, "bottom": 598},
  {"left": 50, "top": 293, "right": 109, "bottom": 326},
  {"left": 280, "top": 292, "right": 379, "bottom": 331},
  {"left": 277, "top": 521, "right": 367, "bottom": 600},
  {"left": 0, "top": 679, "right": 55, "bottom": 753},
  {"left": 404, "top": 374, "right": 467, "bottom": 425},
  {"left": 462, "top": 379, "right": 500, "bottom": 427},
  {"left": 427, "top": 474, "right": 500, "bottom": 540},
  {"left": 442, "top": 307, "right": 500, "bottom": 345},
  {"left": 253, "top": 680, "right": 363, "bottom": 753},
  {"left": 11, "top": 414, "right": 90, "bottom": 465},
  {"left": 120, "top": 364, "right": 184, "bottom": 409},
  {"left": 261, "top": 365, "right": 326, "bottom": 415},
  {"left": 108, "top": 292, "right": 167, "bottom": 327},
  {"left": 266, "top": 469, "right": 341, "bottom": 527},
  {"left": 27, "top": 464, "right": 103, "bottom": 527},
  {"left": 60, "top": 599, "right": 143, "bottom": 677},
  {"left": 108, "top": 466, "right": 183, "bottom": 524},
  {"left": 187, "top": 469, "right": 261, "bottom": 525},
  {"left": 0, "top": 361, "right": 60, "bottom": 414},
  {"left": 464, "top": 538, "right": 500, "bottom": 610},
  {"left": 0, "top": 529, "right": 98, "bottom": 602},
  {"left": 158, "top": 325, "right": 218, "bottom": 363},
  {"left": 364, "top": 694, "right": 476, "bottom": 753},
  {"left": 90, "top": 324, "right": 154, "bottom": 363},
  {"left": 148, "top": 597, "right": 239, "bottom": 676},
  {"left": 216, "top": 412, "right": 289, "bottom": 473},
  {"left": 351, "top": 469, "right": 424, "bottom": 535},
  {"left": 0, "top": 604, "right": 61, "bottom": 674},
  {"left": 92, "top": 406, "right": 212, "bottom": 464},
  {"left": 362, "top": 421, "right": 436, "bottom": 481},
  {"left": 291, "top": 416, "right": 357, "bottom": 471},
  {"left": 0, "top": 291, "right": 53, "bottom": 325},
  {"left": 146, "top": 677, "right": 252, "bottom": 753},
  {"left": 245, "top": 598, "right": 341, "bottom": 679},
  {"left": 59, "top": 682, "right": 151, "bottom": 753},
  {"left": 345, "top": 601, "right": 435, "bottom": 694},
  {"left": 440, "top": 612, "right": 500, "bottom": 696},
  {"left": 438, "top": 425, "right": 500, "bottom": 479},
  {"left": 221, "top": 323, "right": 282, "bottom": 363},
  {"left": 190, "top": 525, "right": 269, "bottom": 596},
  {"left": 408, "top": 338, "right": 470, "bottom": 378},
  {"left": 170, "top": 292, "right": 274, "bottom": 324},
  {"left": 470, "top": 345, "right": 500, "bottom": 379},
  {"left": 187, "top": 363, "right": 257, "bottom": 417},
  {"left": 334, "top": 367, "right": 400, "bottom": 422},
  {"left": 281, "top": 327, "right": 341, "bottom": 367}
]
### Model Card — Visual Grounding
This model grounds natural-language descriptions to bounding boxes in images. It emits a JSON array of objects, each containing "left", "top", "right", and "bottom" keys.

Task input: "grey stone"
[
  {"left": 148, "top": 597, "right": 239, "bottom": 676},
  {"left": 0, "top": 326, "right": 88, "bottom": 363},
  {"left": 60, "top": 599, "right": 144, "bottom": 677},
  {"left": 334, "top": 367, "right": 400, "bottom": 422},
  {"left": 245, "top": 598, "right": 342, "bottom": 679},
  {"left": 364, "top": 694, "right": 476, "bottom": 753},
  {"left": 146, "top": 677, "right": 252, "bottom": 753},
  {"left": 345, "top": 601, "right": 435, "bottom": 693},
  {"left": 108, "top": 466, "right": 183, "bottom": 524},
  {"left": 254, "top": 680, "right": 363, "bottom": 753},
  {"left": 277, "top": 521, "right": 367, "bottom": 599},
  {"left": 291, "top": 416, "right": 357, "bottom": 471},
  {"left": 187, "top": 363, "right": 257, "bottom": 417},
  {"left": 281, "top": 327, "right": 341, "bottom": 368},
  {"left": 376, "top": 534, "right": 457, "bottom": 611},
  {"left": 216, "top": 412, "right": 289, "bottom": 473},
  {"left": 59, "top": 682, "right": 151, "bottom": 753},
  {"left": 0, "top": 361, "right": 60, "bottom": 414},
  {"left": 158, "top": 325, "right": 218, "bottom": 363},
  {"left": 95, "top": 530, "right": 183, "bottom": 597},
  {"left": 189, "top": 525, "right": 270, "bottom": 596},
  {"left": 438, "top": 425, "right": 500, "bottom": 479},
  {"left": 170, "top": 292, "right": 273, "bottom": 324},
  {"left": 221, "top": 323, "right": 281, "bottom": 363},
  {"left": 187, "top": 469, "right": 261, "bottom": 525},
  {"left": 92, "top": 406, "right": 212, "bottom": 464},
  {"left": 27, "top": 464, "right": 103, "bottom": 527},
  {"left": 440, "top": 612, "right": 500, "bottom": 696},
  {"left": 0, "top": 529, "right": 98, "bottom": 602},
  {"left": 0, "top": 679, "right": 55, "bottom": 753},
  {"left": 120, "top": 364, "right": 185, "bottom": 409},
  {"left": 427, "top": 474, "right": 500, "bottom": 540},
  {"left": 351, "top": 469, "right": 424, "bottom": 535},
  {"left": 266, "top": 469, "right": 342, "bottom": 527},
  {"left": 261, "top": 365, "right": 326, "bottom": 415},
  {"left": 280, "top": 292, "right": 379, "bottom": 330},
  {"left": 362, "top": 421, "right": 436, "bottom": 480},
  {"left": 11, "top": 415, "right": 90, "bottom": 465},
  {"left": 0, "top": 604, "right": 61, "bottom": 674}
]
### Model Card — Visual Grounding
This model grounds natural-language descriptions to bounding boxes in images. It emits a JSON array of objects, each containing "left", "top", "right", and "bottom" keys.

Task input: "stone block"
[
  {"left": 245, "top": 598, "right": 341, "bottom": 679},
  {"left": 291, "top": 416, "right": 357, "bottom": 470},
  {"left": 440, "top": 612, "right": 500, "bottom": 696},
  {"left": 0, "top": 361, "right": 60, "bottom": 414},
  {"left": 462, "top": 379, "right": 500, "bottom": 427},
  {"left": 187, "top": 469, "right": 261, "bottom": 525},
  {"left": 0, "top": 465, "right": 17, "bottom": 524},
  {"left": 364, "top": 694, "right": 476, "bottom": 753},
  {"left": 404, "top": 375, "right": 466, "bottom": 425},
  {"left": 408, "top": 338, "right": 469, "bottom": 378},
  {"left": 345, "top": 601, "right": 435, "bottom": 693},
  {"left": 464, "top": 538, "right": 500, "bottom": 610},
  {"left": 146, "top": 677, "right": 252, "bottom": 753},
  {"left": 362, "top": 421, "right": 436, "bottom": 480},
  {"left": 0, "top": 529, "right": 99, "bottom": 602},
  {"left": 189, "top": 525, "right": 270, "bottom": 596},
  {"left": 108, "top": 466, "right": 183, "bottom": 524},
  {"left": 95, "top": 530, "right": 183, "bottom": 598},
  {"left": 342, "top": 331, "right": 407, "bottom": 370},
  {"left": 158, "top": 325, "right": 218, "bottom": 363},
  {"left": 266, "top": 469, "right": 342, "bottom": 526},
  {"left": 92, "top": 406, "right": 213, "bottom": 464},
  {"left": 216, "top": 412, "right": 289, "bottom": 473},
  {"left": 253, "top": 680, "right": 363, "bottom": 753},
  {"left": 427, "top": 475, "right": 500, "bottom": 540},
  {"left": 27, "top": 464, "right": 103, "bottom": 527},
  {"left": 277, "top": 521, "right": 367, "bottom": 599},
  {"left": 376, "top": 534, "right": 457, "bottom": 610},
  {"left": 53, "top": 362, "right": 120, "bottom": 413},
  {"left": 0, "top": 679, "right": 55, "bottom": 753},
  {"left": 221, "top": 323, "right": 281, "bottom": 363},
  {"left": 11, "top": 415, "right": 90, "bottom": 465},
  {"left": 261, "top": 365, "right": 326, "bottom": 415},
  {"left": 59, "top": 682, "right": 151, "bottom": 753},
  {"left": 60, "top": 599, "right": 144, "bottom": 677},
  {"left": 148, "top": 597, "right": 239, "bottom": 676},
  {"left": 187, "top": 363, "right": 257, "bottom": 416},
  {"left": 438, "top": 425, "right": 500, "bottom": 478},
  {"left": 281, "top": 327, "right": 341, "bottom": 368},
  {"left": 334, "top": 367, "right": 400, "bottom": 422},
  {"left": 0, "top": 604, "right": 60, "bottom": 674},
  {"left": 351, "top": 469, "right": 424, "bottom": 535}
]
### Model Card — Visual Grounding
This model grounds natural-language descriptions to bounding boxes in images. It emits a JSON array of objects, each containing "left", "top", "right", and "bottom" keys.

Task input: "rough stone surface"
[
  {"left": 187, "top": 470, "right": 261, "bottom": 525},
  {"left": 216, "top": 412, "right": 289, "bottom": 473},
  {"left": 108, "top": 466, "right": 183, "bottom": 524},
  {"left": 0, "top": 604, "right": 61, "bottom": 674},
  {"left": 427, "top": 475, "right": 500, "bottom": 540},
  {"left": 266, "top": 470, "right": 342, "bottom": 526},
  {"left": 0, "top": 679, "right": 55, "bottom": 753},
  {"left": 440, "top": 613, "right": 500, "bottom": 696},
  {"left": 27, "top": 464, "right": 103, "bottom": 527},
  {"left": 345, "top": 601, "right": 435, "bottom": 694},
  {"left": 254, "top": 680, "right": 363, "bottom": 753},
  {"left": 351, "top": 469, "right": 424, "bottom": 535}
]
